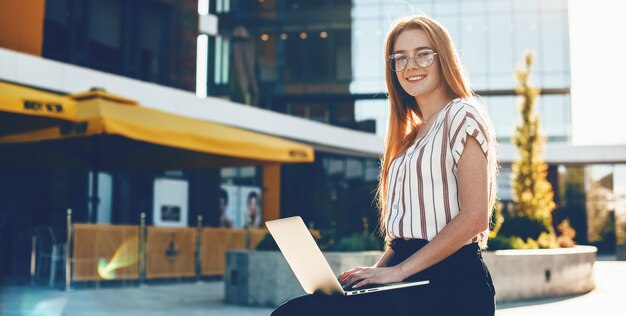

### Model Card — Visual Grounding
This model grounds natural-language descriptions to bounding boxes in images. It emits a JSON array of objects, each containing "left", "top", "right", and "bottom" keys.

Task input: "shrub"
[
  {"left": 255, "top": 233, "right": 280, "bottom": 251},
  {"left": 331, "top": 233, "right": 383, "bottom": 252},
  {"left": 488, "top": 235, "right": 539, "bottom": 250},
  {"left": 489, "top": 231, "right": 561, "bottom": 250},
  {"left": 498, "top": 216, "right": 550, "bottom": 240},
  {"left": 487, "top": 235, "right": 515, "bottom": 250},
  {"left": 556, "top": 219, "right": 577, "bottom": 248}
]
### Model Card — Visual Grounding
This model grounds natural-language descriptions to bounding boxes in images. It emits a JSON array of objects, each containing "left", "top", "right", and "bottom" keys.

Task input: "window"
[
  {"left": 42, "top": 0, "right": 173, "bottom": 86},
  {"left": 88, "top": 0, "right": 123, "bottom": 73},
  {"left": 487, "top": 12, "right": 515, "bottom": 89},
  {"left": 214, "top": 36, "right": 230, "bottom": 84}
]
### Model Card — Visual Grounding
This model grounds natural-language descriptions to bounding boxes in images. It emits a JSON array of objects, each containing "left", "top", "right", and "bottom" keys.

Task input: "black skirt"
[{"left": 271, "top": 239, "right": 496, "bottom": 316}]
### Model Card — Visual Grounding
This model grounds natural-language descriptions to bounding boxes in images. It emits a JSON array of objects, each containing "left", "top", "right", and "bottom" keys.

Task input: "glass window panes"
[
  {"left": 536, "top": 94, "right": 571, "bottom": 141},
  {"left": 514, "top": 0, "right": 539, "bottom": 12},
  {"left": 325, "top": 158, "right": 345, "bottom": 175},
  {"left": 350, "top": 79, "right": 386, "bottom": 94},
  {"left": 214, "top": 36, "right": 223, "bottom": 83},
  {"left": 386, "top": 1, "right": 421, "bottom": 22},
  {"left": 615, "top": 164, "right": 626, "bottom": 245},
  {"left": 355, "top": 99, "right": 390, "bottom": 137},
  {"left": 460, "top": 0, "right": 486, "bottom": 15},
  {"left": 413, "top": 0, "right": 433, "bottom": 16},
  {"left": 351, "top": 2, "right": 380, "bottom": 19},
  {"left": 335, "top": 30, "right": 353, "bottom": 80},
  {"left": 487, "top": 0, "right": 512, "bottom": 13},
  {"left": 541, "top": 12, "right": 567, "bottom": 74},
  {"left": 487, "top": 12, "right": 514, "bottom": 88},
  {"left": 346, "top": 159, "right": 364, "bottom": 179},
  {"left": 435, "top": 15, "right": 460, "bottom": 48},
  {"left": 514, "top": 13, "right": 541, "bottom": 74},
  {"left": 352, "top": 19, "right": 384, "bottom": 81},
  {"left": 90, "top": 0, "right": 122, "bottom": 48},
  {"left": 221, "top": 37, "right": 229, "bottom": 83},
  {"left": 365, "top": 159, "right": 380, "bottom": 182},
  {"left": 221, "top": 167, "right": 237, "bottom": 178},
  {"left": 483, "top": 95, "right": 517, "bottom": 141},
  {"left": 470, "top": 75, "right": 488, "bottom": 90},
  {"left": 434, "top": 0, "right": 459, "bottom": 17},
  {"left": 220, "top": 167, "right": 256, "bottom": 179},
  {"left": 540, "top": 0, "right": 566, "bottom": 11},
  {"left": 239, "top": 166, "right": 256, "bottom": 178},
  {"left": 585, "top": 164, "right": 615, "bottom": 244},
  {"left": 542, "top": 73, "right": 569, "bottom": 88},
  {"left": 460, "top": 14, "right": 488, "bottom": 87},
  {"left": 47, "top": 0, "right": 69, "bottom": 24}
]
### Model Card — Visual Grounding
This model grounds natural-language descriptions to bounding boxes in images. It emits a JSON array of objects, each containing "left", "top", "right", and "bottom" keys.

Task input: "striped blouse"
[{"left": 385, "top": 98, "right": 491, "bottom": 245}]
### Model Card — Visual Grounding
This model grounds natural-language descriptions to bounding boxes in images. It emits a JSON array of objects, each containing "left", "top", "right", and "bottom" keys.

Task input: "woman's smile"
[{"left": 405, "top": 74, "right": 427, "bottom": 82}]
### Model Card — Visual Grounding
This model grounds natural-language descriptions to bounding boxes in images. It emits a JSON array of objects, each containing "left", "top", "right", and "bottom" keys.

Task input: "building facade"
[{"left": 1, "top": 0, "right": 626, "bottom": 283}]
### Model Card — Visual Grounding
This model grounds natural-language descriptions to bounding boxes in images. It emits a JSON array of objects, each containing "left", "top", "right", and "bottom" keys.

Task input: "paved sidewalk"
[{"left": 1, "top": 259, "right": 624, "bottom": 315}]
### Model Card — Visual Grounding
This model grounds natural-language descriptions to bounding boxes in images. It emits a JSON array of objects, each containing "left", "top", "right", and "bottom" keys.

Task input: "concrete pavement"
[{"left": 1, "top": 258, "right": 624, "bottom": 315}]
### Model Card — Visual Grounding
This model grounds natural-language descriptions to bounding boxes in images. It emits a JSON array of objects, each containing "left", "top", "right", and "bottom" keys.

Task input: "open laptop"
[{"left": 265, "top": 216, "right": 429, "bottom": 296}]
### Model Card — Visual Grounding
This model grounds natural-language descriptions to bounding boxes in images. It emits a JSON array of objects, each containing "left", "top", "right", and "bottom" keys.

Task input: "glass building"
[{"left": 207, "top": 0, "right": 571, "bottom": 142}]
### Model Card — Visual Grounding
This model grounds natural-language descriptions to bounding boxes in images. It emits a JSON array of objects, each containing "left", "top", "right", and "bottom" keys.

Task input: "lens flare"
[{"left": 97, "top": 236, "right": 139, "bottom": 280}]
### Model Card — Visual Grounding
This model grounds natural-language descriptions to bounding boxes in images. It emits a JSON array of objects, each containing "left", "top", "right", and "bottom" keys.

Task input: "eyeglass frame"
[{"left": 387, "top": 49, "right": 438, "bottom": 72}]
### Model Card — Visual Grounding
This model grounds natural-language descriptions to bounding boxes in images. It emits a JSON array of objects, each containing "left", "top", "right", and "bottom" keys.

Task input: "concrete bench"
[{"left": 225, "top": 246, "right": 597, "bottom": 307}]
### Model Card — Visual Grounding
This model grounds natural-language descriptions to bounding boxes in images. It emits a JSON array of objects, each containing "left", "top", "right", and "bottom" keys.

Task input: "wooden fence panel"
[
  {"left": 72, "top": 224, "right": 139, "bottom": 281},
  {"left": 201, "top": 228, "right": 268, "bottom": 276},
  {"left": 145, "top": 227, "right": 196, "bottom": 279}
]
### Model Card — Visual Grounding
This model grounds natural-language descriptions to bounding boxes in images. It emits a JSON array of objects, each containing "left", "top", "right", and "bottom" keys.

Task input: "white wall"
[{"left": 0, "top": 47, "right": 383, "bottom": 158}]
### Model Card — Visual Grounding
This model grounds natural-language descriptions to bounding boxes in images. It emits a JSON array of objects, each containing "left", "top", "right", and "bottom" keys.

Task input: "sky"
[{"left": 569, "top": 0, "right": 626, "bottom": 145}]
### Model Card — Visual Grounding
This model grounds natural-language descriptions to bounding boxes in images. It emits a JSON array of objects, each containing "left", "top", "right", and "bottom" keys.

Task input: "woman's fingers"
[
  {"left": 342, "top": 268, "right": 371, "bottom": 289},
  {"left": 340, "top": 271, "right": 359, "bottom": 287},
  {"left": 338, "top": 267, "right": 365, "bottom": 283}
]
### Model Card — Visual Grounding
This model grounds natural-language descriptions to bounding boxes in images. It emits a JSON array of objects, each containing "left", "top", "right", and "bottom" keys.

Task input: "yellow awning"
[
  {"left": 0, "top": 81, "right": 76, "bottom": 135},
  {"left": 0, "top": 89, "right": 314, "bottom": 169}
]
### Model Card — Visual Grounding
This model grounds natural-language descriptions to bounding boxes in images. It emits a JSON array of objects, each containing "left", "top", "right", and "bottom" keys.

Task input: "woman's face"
[{"left": 392, "top": 28, "right": 442, "bottom": 99}]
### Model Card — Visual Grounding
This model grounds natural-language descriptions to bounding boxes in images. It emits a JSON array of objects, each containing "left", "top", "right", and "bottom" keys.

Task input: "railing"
[{"left": 64, "top": 211, "right": 267, "bottom": 289}]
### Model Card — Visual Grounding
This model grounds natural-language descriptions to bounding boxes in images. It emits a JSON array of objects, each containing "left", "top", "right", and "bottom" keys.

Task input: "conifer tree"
[{"left": 511, "top": 51, "right": 556, "bottom": 231}]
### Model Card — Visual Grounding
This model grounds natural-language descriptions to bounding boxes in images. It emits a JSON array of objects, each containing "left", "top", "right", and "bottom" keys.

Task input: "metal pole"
[
  {"left": 89, "top": 136, "right": 101, "bottom": 223},
  {"left": 65, "top": 208, "right": 72, "bottom": 291},
  {"left": 195, "top": 215, "right": 203, "bottom": 282},
  {"left": 245, "top": 217, "right": 251, "bottom": 250},
  {"left": 30, "top": 234, "right": 37, "bottom": 285},
  {"left": 139, "top": 212, "right": 146, "bottom": 286}
]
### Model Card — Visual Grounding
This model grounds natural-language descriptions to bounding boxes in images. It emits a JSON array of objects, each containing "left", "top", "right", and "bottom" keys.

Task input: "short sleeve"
[{"left": 449, "top": 104, "right": 490, "bottom": 165}]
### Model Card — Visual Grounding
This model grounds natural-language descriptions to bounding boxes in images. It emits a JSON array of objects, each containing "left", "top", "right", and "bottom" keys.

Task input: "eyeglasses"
[{"left": 388, "top": 49, "right": 438, "bottom": 72}]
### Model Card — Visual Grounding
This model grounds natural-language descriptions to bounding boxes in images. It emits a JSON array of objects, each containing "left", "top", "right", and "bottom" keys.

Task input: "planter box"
[
  {"left": 225, "top": 246, "right": 597, "bottom": 307},
  {"left": 483, "top": 246, "right": 597, "bottom": 301}
]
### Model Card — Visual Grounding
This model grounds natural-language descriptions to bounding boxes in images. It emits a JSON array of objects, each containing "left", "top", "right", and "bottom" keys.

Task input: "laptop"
[{"left": 265, "top": 216, "right": 429, "bottom": 296}]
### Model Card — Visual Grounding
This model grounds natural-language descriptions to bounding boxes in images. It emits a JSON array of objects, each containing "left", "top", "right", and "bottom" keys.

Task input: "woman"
[{"left": 272, "top": 15, "right": 498, "bottom": 316}]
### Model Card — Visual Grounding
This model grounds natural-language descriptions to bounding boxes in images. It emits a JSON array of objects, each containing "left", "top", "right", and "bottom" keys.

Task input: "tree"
[{"left": 511, "top": 51, "right": 556, "bottom": 232}]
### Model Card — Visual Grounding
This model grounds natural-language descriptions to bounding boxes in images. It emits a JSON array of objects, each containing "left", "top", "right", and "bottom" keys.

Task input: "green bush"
[
  {"left": 487, "top": 235, "right": 514, "bottom": 250},
  {"left": 489, "top": 231, "right": 560, "bottom": 250},
  {"left": 331, "top": 233, "right": 383, "bottom": 252},
  {"left": 498, "top": 216, "right": 549, "bottom": 240},
  {"left": 255, "top": 233, "right": 280, "bottom": 251},
  {"left": 536, "top": 231, "right": 558, "bottom": 249},
  {"left": 488, "top": 235, "right": 538, "bottom": 250}
]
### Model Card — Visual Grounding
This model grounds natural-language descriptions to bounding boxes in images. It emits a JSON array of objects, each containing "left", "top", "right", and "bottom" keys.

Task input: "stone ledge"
[
  {"left": 483, "top": 245, "right": 597, "bottom": 301},
  {"left": 225, "top": 246, "right": 597, "bottom": 307}
]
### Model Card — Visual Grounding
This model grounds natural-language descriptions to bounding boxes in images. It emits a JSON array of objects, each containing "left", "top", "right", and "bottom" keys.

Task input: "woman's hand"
[{"left": 337, "top": 266, "right": 405, "bottom": 289}]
